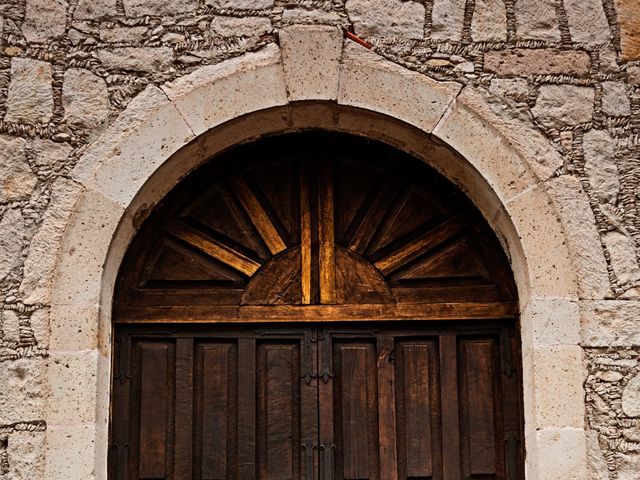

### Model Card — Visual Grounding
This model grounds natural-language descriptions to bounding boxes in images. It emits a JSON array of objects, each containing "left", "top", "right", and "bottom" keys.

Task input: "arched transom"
[{"left": 114, "top": 132, "right": 516, "bottom": 323}]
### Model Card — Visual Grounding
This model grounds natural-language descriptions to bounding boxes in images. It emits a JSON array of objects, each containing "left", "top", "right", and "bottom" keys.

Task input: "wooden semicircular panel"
[{"left": 114, "top": 132, "right": 517, "bottom": 323}]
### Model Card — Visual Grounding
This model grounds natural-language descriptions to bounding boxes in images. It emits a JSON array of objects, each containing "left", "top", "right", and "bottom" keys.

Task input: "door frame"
[{"left": 47, "top": 28, "right": 585, "bottom": 480}]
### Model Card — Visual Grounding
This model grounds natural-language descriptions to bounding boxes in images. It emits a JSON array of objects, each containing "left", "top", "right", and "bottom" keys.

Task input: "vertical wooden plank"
[
  {"left": 439, "top": 335, "right": 461, "bottom": 480},
  {"left": 300, "top": 164, "right": 312, "bottom": 304},
  {"left": 340, "top": 346, "right": 370, "bottom": 479},
  {"left": 265, "top": 346, "right": 296, "bottom": 479},
  {"left": 139, "top": 342, "right": 170, "bottom": 479},
  {"left": 318, "top": 160, "right": 335, "bottom": 304},
  {"left": 174, "top": 338, "right": 194, "bottom": 480},
  {"left": 403, "top": 343, "right": 433, "bottom": 478},
  {"left": 377, "top": 336, "right": 398, "bottom": 480},
  {"left": 201, "top": 344, "right": 231, "bottom": 480},
  {"left": 463, "top": 341, "right": 497, "bottom": 475},
  {"left": 238, "top": 338, "right": 256, "bottom": 480}
]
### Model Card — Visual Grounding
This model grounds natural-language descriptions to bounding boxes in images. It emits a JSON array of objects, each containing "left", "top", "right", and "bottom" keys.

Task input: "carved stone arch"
[{"left": 47, "top": 26, "right": 585, "bottom": 480}]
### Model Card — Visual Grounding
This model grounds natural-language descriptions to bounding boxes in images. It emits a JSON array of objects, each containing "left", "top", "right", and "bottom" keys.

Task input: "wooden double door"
[{"left": 110, "top": 321, "right": 522, "bottom": 480}]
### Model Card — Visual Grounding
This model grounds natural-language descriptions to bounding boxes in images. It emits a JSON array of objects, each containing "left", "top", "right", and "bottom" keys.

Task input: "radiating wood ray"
[
  {"left": 229, "top": 175, "right": 287, "bottom": 255},
  {"left": 346, "top": 176, "right": 403, "bottom": 254},
  {"left": 166, "top": 221, "right": 261, "bottom": 277},
  {"left": 374, "top": 215, "right": 467, "bottom": 275}
]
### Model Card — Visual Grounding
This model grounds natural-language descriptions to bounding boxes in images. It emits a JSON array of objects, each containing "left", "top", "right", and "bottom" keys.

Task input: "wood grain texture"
[
  {"left": 318, "top": 160, "right": 336, "bottom": 304},
  {"left": 115, "top": 301, "right": 518, "bottom": 323},
  {"left": 166, "top": 221, "right": 260, "bottom": 276},
  {"left": 374, "top": 216, "right": 466, "bottom": 275},
  {"left": 300, "top": 163, "right": 312, "bottom": 305},
  {"left": 230, "top": 175, "right": 287, "bottom": 255}
]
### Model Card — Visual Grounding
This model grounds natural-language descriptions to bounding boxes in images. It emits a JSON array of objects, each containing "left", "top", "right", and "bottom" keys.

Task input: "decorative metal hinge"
[
  {"left": 505, "top": 433, "right": 519, "bottom": 480},
  {"left": 319, "top": 443, "right": 336, "bottom": 480},
  {"left": 500, "top": 330, "right": 514, "bottom": 378},
  {"left": 302, "top": 441, "right": 317, "bottom": 480},
  {"left": 114, "top": 330, "right": 131, "bottom": 385}
]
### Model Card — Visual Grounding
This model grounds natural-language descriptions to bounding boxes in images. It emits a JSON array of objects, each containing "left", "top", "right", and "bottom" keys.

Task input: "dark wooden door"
[
  {"left": 110, "top": 133, "right": 523, "bottom": 480},
  {"left": 110, "top": 322, "right": 521, "bottom": 480}
]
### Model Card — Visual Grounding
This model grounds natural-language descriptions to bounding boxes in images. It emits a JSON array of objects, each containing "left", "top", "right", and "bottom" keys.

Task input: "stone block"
[
  {"left": 4, "top": 58, "right": 54, "bottom": 124},
  {"left": 73, "top": 85, "right": 194, "bottom": 208},
  {"left": 339, "top": 44, "right": 461, "bottom": 134},
  {"left": 6, "top": 431, "right": 46, "bottom": 480},
  {"left": 601, "top": 81, "right": 631, "bottom": 117},
  {"left": 162, "top": 44, "right": 287, "bottom": 136},
  {"left": 47, "top": 350, "right": 99, "bottom": 425},
  {"left": 1, "top": 309, "right": 20, "bottom": 344},
  {"left": 514, "top": 0, "right": 560, "bottom": 42},
  {"left": 546, "top": 176, "right": 611, "bottom": 299},
  {"left": 615, "top": 0, "right": 640, "bottom": 62},
  {"left": 564, "top": 0, "right": 611, "bottom": 44},
  {"left": 74, "top": 0, "right": 117, "bottom": 19},
  {"left": 581, "top": 300, "right": 640, "bottom": 346},
  {"left": 535, "top": 428, "right": 587, "bottom": 479},
  {"left": 281, "top": 9, "right": 342, "bottom": 25},
  {"left": 531, "top": 84, "right": 594, "bottom": 129},
  {"left": 30, "top": 308, "right": 50, "bottom": 350},
  {"left": 97, "top": 47, "right": 174, "bottom": 74},
  {"left": 63, "top": 68, "right": 110, "bottom": 129},
  {"left": 346, "top": 0, "right": 425, "bottom": 39},
  {"left": 20, "top": 178, "right": 83, "bottom": 305},
  {"left": 484, "top": 48, "right": 591, "bottom": 77},
  {"left": 522, "top": 298, "right": 580, "bottom": 347},
  {"left": 622, "top": 373, "right": 640, "bottom": 417},
  {"left": 205, "top": 0, "right": 274, "bottom": 8},
  {"left": 603, "top": 231, "right": 640, "bottom": 285},
  {"left": 50, "top": 188, "right": 124, "bottom": 305},
  {"left": 471, "top": 0, "right": 507, "bottom": 42},
  {"left": 0, "top": 135, "right": 37, "bottom": 203},
  {"left": 49, "top": 304, "right": 99, "bottom": 351},
  {"left": 44, "top": 425, "right": 96, "bottom": 479},
  {"left": 532, "top": 345, "right": 585, "bottom": 428},
  {"left": 0, "top": 208, "right": 26, "bottom": 281},
  {"left": 583, "top": 129, "right": 619, "bottom": 205},
  {"left": 489, "top": 78, "right": 529, "bottom": 103},
  {"left": 431, "top": 0, "right": 465, "bottom": 40},
  {"left": 99, "top": 26, "right": 149, "bottom": 43},
  {"left": 280, "top": 25, "right": 342, "bottom": 101},
  {"left": 497, "top": 184, "right": 578, "bottom": 299},
  {"left": 29, "top": 138, "right": 73, "bottom": 168},
  {"left": 123, "top": 0, "right": 198, "bottom": 17},
  {"left": 22, "top": 0, "right": 67, "bottom": 43},
  {"left": 0, "top": 357, "right": 46, "bottom": 424},
  {"left": 209, "top": 16, "right": 272, "bottom": 37}
]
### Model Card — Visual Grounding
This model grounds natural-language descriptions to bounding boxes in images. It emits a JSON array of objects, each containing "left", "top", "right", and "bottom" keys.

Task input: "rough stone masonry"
[{"left": 0, "top": 0, "right": 639, "bottom": 478}]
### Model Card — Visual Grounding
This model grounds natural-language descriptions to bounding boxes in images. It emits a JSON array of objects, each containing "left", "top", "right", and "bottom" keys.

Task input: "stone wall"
[{"left": 0, "top": 0, "right": 638, "bottom": 478}]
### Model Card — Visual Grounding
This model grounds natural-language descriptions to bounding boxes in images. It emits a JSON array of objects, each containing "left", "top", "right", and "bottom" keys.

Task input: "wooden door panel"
[
  {"left": 128, "top": 339, "right": 176, "bottom": 480},
  {"left": 395, "top": 339, "right": 441, "bottom": 480},
  {"left": 458, "top": 337, "right": 503, "bottom": 480},
  {"left": 257, "top": 342, "right": 300, "bottom": 480},
  {"left": 194, "top": 341, "right": 237, "bottom": 480},
  {"left": 331, "top": 340, "right": 380, "bottom": 480}
]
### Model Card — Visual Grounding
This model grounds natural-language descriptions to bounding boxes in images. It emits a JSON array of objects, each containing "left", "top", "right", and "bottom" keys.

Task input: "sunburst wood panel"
[{"left": 115, "top": 133, "right": 516, "bottom": 322}]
